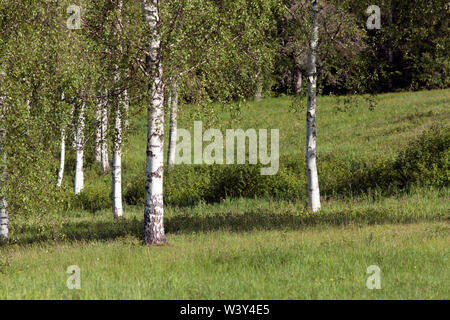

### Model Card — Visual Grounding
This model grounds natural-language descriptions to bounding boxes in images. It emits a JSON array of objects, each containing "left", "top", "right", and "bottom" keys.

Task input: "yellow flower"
[
  {"left": 330, "top": 278, "right": 334, "bottom": 281},
  {"left": 357, "top": 280, "right": 361, "bottom": 283},
  {"left": 413, "top": 266, "right": 417, "bottom": 269}
]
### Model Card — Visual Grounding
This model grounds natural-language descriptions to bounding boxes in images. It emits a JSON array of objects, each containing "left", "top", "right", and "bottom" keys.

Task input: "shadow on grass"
[{"left": 5, "top": 206, "right": 441, "bottom": 246}]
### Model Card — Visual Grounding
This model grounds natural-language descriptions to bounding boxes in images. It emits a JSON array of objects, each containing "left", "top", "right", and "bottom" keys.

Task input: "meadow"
[{"left": 0, "top": 89, "right": 449, "bottom": 299}]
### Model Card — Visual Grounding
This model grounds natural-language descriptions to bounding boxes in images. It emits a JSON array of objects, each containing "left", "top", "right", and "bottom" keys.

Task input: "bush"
[
  {"left": 118, "top": 125, "right": 450, "bottom": 209},
  {"left": 74, "top": 179, "right": 112, "bottom": 212},
  {"left": 393, "top": 125, "right": 449, "bottom": 189}
]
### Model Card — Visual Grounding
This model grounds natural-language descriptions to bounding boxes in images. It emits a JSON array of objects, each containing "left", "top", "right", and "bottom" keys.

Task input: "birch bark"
[
  {"left": 142, "top": 0, "right": 166, "bottom": 245},
  {"left": 74, "top": 102, "right": 85, "bottom": 195},
  {"left": 57, "top": 93, "right": 67, "bottom": 188},
  {"left": 306, "top": 0, "right": 321, "bottom": 212},
  {"left": 111, "top": 0, "right": 127, "bottom": 218},
  {"left": 57, "top": 127, "right": 66, "bottom": 188},
  {"left": 167, "top": 81, "right": 178, "bottom": 168},
  {"left": 112, "top": 98, "right": 123, "bottom": 218},
  {"left": 94, "top": 98, "right": 102, "bottom": 163},
  {"left": 0, "top": 95, "right": 7, "bottom": 240},
  {"left": 101, "top": 97, "right": 109, "bottom": 173}
]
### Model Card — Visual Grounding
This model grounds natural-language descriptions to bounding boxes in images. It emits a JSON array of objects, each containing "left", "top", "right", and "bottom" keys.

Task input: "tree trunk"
[
  {"left": 0, "top": 151, "right": 7, "bottom": 240},
  {"left": 112, "top": 98, "right": 123, "bottom": 218},
  {"left": 0, "top": 96, "right": 8, "bottom": 240},
  {"left": 101, "top": 97, "right": 109, "bottom": 174},
  {"left": 305, "top": 0, "right": 321, "bottom": 212},
  {"left": 57, "top": 93, "right": 67, "bottom": 188},
  {"left": 167, "top": 81, "right": 178, "bottom": 168},
  {"left": 111, "top": 0, "right": 127, "bottom": 219},
  {"left": 142, "top": 0, "right": 166, "bottom": 245},
  {"left": 294, "top": 68, "right": 303, "bottom": 94},
  {"left": 57, "top": 127, "right": 66, "bottom": 188},
  {"left": 94, "top": 98, "right": 102, "bottom": 163},
  {"left": 123, "top": 88, "right": 129, "bottom": 129},
  {"left": 74, "top": 102, "right": 85, "bottom": 195}
]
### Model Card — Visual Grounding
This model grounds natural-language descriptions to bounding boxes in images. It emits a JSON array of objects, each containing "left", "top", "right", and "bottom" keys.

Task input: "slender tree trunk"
[
  {"left": 123, "top": 88, "right": 129, "bottom": 129},
  {"left": 74, "top": 102, "right": 85, "bottom": 195},
  {"left": 167, "top": 81, "right": 178, "bottom": 168},
  {"left": 294, "top": 68, "right": 303, "bottom": 94},
  {"left": 305, "top": 0, "right": 321, "bottom": 212},
  {"left": 142, "top": 0, "right": 166, "bottom": 245},
  {"left": 57, "top": 127, "right": 66, "bottom": 188},
  {"left": 0, "top": 96, "right": 8, "bottom": 240},
  {"left": 57, "top": 93, "right": 67, "bottom": 188},
  {"left": 94, "top": 98, "right": 102, "bottom": 163},
  {"left": 111, "top": 0, "right": 126, "bottom": 219},
  {"left": 112, "top": 98, "right": 123, "bottom": 218},
  {"left": 95, "top": 92, "right": 109, "bottom": 174},
  {"left": 0, "top": 151, "right": 7, "bottom": 240},
  {"left": 101, "top": 97, "right": 109, "bottom": 173}
]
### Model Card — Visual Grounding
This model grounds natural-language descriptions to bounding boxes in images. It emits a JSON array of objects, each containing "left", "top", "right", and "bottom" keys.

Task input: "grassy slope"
[
  {"left": 124, "top": 89, "right": 449, "bottom": 171},
  {"left": 1, "top": 89, "right": 449, "bottom": 299}
]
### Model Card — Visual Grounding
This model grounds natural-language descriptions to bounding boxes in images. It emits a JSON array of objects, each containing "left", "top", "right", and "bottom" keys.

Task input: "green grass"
[
  {"left": 119, "top": 89, "right": 449, "bottom": 185},
  {"left": 1, "top": 219, "right": 448, "bottom": 299},
  {"left": 1, "top": 89, "right": 449, "bottom": 299},
  {"left": 1, "top": 189, "right": 449, "bottom": 299}
]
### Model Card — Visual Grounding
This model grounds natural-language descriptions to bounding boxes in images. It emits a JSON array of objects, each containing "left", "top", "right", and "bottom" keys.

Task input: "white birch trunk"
[
  {"left": 306, "top": 0, "right": 321, "bottom": 212},
  {"left": 123, "top": 88, "right": 129, "bottom": 129},
  {"left": 94, "top": 99, "right": 102, "bottom": 163},
  {"left": 142, "top": 0, "right": 166, "bottom": 245},
  {"left": 57, "top": 127, "right": 66, "bottom": 188},
  {"left": 0, "top": 95, "right": 8, "bottom": 240},
  {"left": 101, "top": 98, "right": 109, "bottom": 173},
  {"left": 57, "top": 93, "right": 67, "bottom": 188},
  {"left": 167, "top": 81, "right": 178, "bottom": 168},
  {"left": 74, "top": 102, "right": 85, "bottom": 195},
  {"left": 112, "top": 100, "right": 123, "bottom": 218},
  {"left": 111, "top": 0, "right": 126, "bottom": 219},
  {"left": 295, "top": 69, "right": 303, "bottom": 94},
  {"left": 0, "top": 151, "right": 7, "bottom": 240}
]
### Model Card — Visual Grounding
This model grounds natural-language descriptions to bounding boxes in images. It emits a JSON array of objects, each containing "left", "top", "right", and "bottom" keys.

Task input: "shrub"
[
  {"left": 73, "top": 179, "right": 112, "bottom": 212},
  {"left": 393, "top": 124, "right": 449, "bottom": 189}
]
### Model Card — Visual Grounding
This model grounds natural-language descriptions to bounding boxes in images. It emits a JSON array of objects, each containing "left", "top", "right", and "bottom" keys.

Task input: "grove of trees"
[{"left": 0, "top": 0, "right": 447, "bottom": 242}]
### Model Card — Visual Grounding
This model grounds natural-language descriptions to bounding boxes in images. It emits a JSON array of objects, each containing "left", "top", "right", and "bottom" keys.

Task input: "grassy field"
[{"left": 0, "top": 89, "right": 449, "bottom": 299}]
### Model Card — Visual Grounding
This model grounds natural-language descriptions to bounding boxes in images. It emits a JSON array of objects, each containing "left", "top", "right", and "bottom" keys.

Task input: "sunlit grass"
[{"left": 1, "top": 89, "right": 449, "bottom": 299}]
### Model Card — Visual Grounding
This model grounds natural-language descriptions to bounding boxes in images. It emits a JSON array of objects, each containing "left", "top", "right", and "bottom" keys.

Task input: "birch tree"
[
  {"left": 142, "top": 0, "right": 166, "bottom": 245},
  {"left": 100, "top": 99, "right": 109, "bottom": 173},
  {"left": 57, "top": 93, "right": 71, "bottom": 188},
  {"left": 73, "top": 101, "right": 86, "bottom": 195},
  {"left": 0, "top": 90, "right": 7, "bottom": 240},
  {"left": 57, "top": 127, "right": 66, "bottom": 188},
  {"left": 166, "top": 81, "right": 178, "bottom": 168},
  {"left": 280, "top": 0, "right": 366, "bottom": 95},
  {"left": 111, "top": 0, "right": 128, "bottom": 219},
  {"left": 94, "top": 98, "right": 110, "bottom": 176},
  {"left": 305, "top": 0, "right": 321, "bottom": 212}
]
